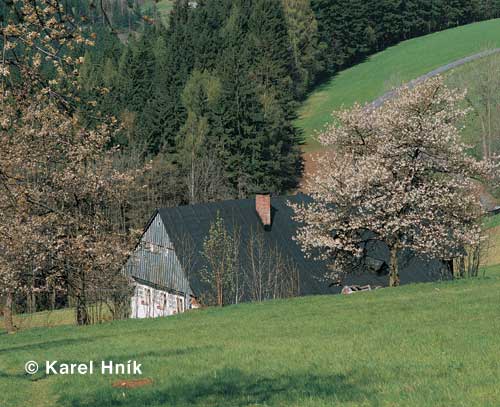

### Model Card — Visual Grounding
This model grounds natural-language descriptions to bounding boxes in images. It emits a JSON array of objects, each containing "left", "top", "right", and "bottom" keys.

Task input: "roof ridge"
[{"left": 156, "top": 193, "right": 307, "bottom": 212}]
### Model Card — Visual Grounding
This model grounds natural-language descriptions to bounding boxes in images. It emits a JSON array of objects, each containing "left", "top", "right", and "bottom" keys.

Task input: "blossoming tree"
[
  {"left": 291, "top": 77, "right": 489, "bottom": 287},
  {"left": 0, "top": 1, "right": 138, "bottom": 332}
]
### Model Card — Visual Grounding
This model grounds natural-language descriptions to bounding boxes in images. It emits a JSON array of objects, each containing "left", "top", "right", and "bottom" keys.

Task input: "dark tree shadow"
[
  {"left": 99, "top": 346, "right": 219, "bottom": 364},
  {"left": 0, "top": 337, "right": 104, "bottom": 355},
  {"left": 60, "top": 367, "right": 377, "bottom": 407}
]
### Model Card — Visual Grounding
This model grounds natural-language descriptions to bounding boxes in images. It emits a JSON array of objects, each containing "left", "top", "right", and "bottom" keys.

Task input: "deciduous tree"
[
  {"left": 0, "top": 0, "right": 140, "bottom": 330},
  {"left": 291, "top": 77, "right": 489, "bottom": 287},
  {"left": 201, "top": 213, "right": 240, "bottom": 306}
]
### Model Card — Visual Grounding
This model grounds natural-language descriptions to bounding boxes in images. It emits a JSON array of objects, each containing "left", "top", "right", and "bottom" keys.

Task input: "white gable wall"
[
  {"left": 131, "top": 281, "right": 197, "bottom": 319},
  {"left": 125, "top": 213, "right": 192, "bottom": 295},
  {"left": 126, "top": 212, "right": 200, "bottom": 318}
]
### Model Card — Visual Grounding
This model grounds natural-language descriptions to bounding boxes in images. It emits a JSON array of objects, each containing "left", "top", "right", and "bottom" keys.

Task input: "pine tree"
[
  {"left": 156, "top": 0, "right": 195, "bottom": 150},
  {"left": 215, "top": 5, "right": 268, "bottom": 196},
  {"left": 215, "top": 1, "right": 301, "bottom": 195},
  {"left": 282, "top": 0, "right": 323, "bottom": 97},
  {"left": 248, "top": 0, "right": 298, "bottom": 99},
  {"left": 137, "top": 32, "right": 175, "bottom": 154}
]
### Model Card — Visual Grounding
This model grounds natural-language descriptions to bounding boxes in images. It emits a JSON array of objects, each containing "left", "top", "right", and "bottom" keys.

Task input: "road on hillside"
[
  {"left": 301, "top": 48, "right": 500, "bottom": 209},
  {"left": 367, "top": 48, "right": 500, "bottom": 110}
]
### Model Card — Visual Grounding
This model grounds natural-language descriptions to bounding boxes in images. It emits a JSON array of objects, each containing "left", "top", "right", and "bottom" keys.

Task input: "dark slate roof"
[
  {"left": 157, "top": 194, "right": 334, "bottom": 297},
  {"left": 148, "top": 194, "right": 449, "bottom": 298}
]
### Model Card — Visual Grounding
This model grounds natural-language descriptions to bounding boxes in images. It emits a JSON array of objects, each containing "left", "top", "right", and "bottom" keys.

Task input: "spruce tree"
[{"left": 282, "top": 0, "right": 324, "bottom": 97}]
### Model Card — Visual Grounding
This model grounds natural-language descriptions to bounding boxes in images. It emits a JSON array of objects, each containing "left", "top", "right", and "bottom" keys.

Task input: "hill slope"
[
  {"left": 297, "top": 19, "right": 500, "bottom": 150},
  {"left": 143, "top": 0, "right": 173, "bottom": 23},
  {"left": 2, "top": 267, "right": 500, "bottom": 406}
]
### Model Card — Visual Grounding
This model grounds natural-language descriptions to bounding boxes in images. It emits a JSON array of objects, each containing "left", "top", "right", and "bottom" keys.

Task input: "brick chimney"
[{"left": 255, "top": 194, "right": 271, "bottom": 227}]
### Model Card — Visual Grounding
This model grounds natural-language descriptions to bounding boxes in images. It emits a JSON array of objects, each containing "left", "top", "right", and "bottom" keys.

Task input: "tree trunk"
[
  {"left": 216, "top": 274, "right": 222, "bottom": 307},
  {"left": 447, "top": 259, "right": 455, "bottom": 278},
  {"left": 51, "top": 288, "right": 56, "bottom": 311},
  {"left": 30, "top": 292, "right": 36, "bottom": 314},
  {"left": 459, "top": 256, "right": 466, "bottom": 278},
  {"left": 487, "top": 101, "right": 492, "bottom": 160},
  {"left": 76, "top": 272, "right": 89, "bottom": 325},
  {"left": 76, "top": 296, "right": 89, "bottom": 326},
  {"left": 3, "top": 291, "right": 16, "bottom": 334},
  {"left": 389, "top": 246, "right": 400, "bottom": 287},
  {"left": 480, "top": 117, "right": 488, "bottom": 160},
  {"left": 27, "top": 291, "right": 32, "bottom": 314}
]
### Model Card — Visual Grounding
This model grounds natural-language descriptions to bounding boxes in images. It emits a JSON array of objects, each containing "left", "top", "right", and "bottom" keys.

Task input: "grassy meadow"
[
  {"left": 481, "top": 213, "right": 500, "bottom": 266},
  {"left": 2, "top": 265, "right": 500, "bottom": 406},
  {"left": 155, "top": 0, "right": 174, "bottom": 20},
  {"left": 146, "top": 0, "right": 174, "bottom": 24},
  {"left": 443, "top": 51, "right": 500, "bottom": 162},
  {"left": 0, "top": 309, "right": 76, "bottom": 331},
  {"left": 297, "top": 19, "right": 500, "bottom": 150}
]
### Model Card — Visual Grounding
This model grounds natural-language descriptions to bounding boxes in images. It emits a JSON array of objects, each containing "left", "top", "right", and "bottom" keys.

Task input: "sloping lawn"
[
  {"left": 143, "top": 0, "right": 174, "bottom": 24},
  {"left": 4, "top": 308, "right": 74, "bottom": 330},
  {"left": 481, "top": 214, "right": 500, "bottom": 266},
  {"left": 1, "top": 266, "right": 500, "bottom": 406},
  {"left": 0, "top": 307, "right": 112, "bottom": 332},
  {"left": 297, "top": 19, "right": 500, "bottom": 149},
  {"left": 483, "top": 213, "right": 500, "bottom": 230}
]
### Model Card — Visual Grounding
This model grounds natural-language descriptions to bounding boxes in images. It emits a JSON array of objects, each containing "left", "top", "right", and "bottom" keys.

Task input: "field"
[
  {"left": 144, "top": 0, "right": 174, "bottom": 23},
  {"left": 2, "top": 265, "right": 500, "bottom": 407},
  {"left": 443, "top": 51, "right": 500, "bottom": 163},
  {"left": 297, "top": 19, "right": 500, "bottom": 150},
  {"left": 154, "top": 0, "right": 174, "bottom": 19}
]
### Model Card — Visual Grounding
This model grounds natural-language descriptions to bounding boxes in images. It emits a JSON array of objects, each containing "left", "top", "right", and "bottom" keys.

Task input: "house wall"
[
  {"left": 125, "top": 212, "right": 193, "bottom": 294},
  {"left": 130, "top": 281, "right": 199, "bottom": 319}
]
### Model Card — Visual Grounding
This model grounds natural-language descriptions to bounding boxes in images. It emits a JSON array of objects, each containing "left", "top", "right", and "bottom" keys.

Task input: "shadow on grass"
[
  {"left": 100, "top": 346, "right": 220, "bottom": 366},
  {"left": 0, "top": 337, "right": 102, "bottom": 355},
  {"left": 301, "top": 55, "right": 370, "bottom": 97},
  {"left": 60, "top": 367, "right": 374, "bottom": 407}
]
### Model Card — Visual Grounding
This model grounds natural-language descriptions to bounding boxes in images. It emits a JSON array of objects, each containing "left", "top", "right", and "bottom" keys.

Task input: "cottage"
[{"left": 124, "top": 194, "right": 449, "bottom": 318}]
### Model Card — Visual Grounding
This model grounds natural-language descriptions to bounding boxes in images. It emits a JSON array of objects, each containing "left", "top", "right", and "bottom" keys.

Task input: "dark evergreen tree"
[
  {"left": 155, "top": 0, "right": 195, "bottom": 152},
  {"left": 282, "top": 0, "right": 324, "bottom": 97},
  {"left": 72, "top": 0, "right": 500, "bottom": 200}
]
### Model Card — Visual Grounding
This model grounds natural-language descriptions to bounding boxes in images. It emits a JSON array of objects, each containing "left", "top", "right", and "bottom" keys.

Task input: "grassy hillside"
[
  {"left": 154, "top": 0, "right": 173, "bottom": 20},
  {"left": 481, "top": 213, "right": 500, "bottom": 266},
  {"left": 444, "top": 51, "right": 500, "bottom": 162},
  {"left": 143, "top": 0, "right": 173, "bottom": 23},
  {"left": 0, "top": 309, "right": 76, "bottom": 331},
  {"left": 297, "top": 19, "right": 500, "bottom": 150},
  {"left": 2, "top": 266, "right": 500, "bottom": 406}
]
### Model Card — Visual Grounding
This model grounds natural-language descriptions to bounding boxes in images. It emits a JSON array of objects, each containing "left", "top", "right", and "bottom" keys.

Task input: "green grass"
[
  {"left": 297, "top": 19, "right": 500, "bottom": 150},
  {"left": 483, "top": 213, "right": 500, "bottom": 230},
  {"left": 443, "top": 51, "right": 500, "bottom": 165},
  {"left": 2, "top": 267, "right": 500, "bottom": 406},
  {"left": 0, "top": 305, "right": 115, "bottom": 332},
  {"left": 144, "top": 0, "right": 174, "bottom": 24},
  {"left": 155, "top": 0, "right": 174, "bottom": 15},
  {"left": 0, "top": 309, "right": 76, "bottom": 332},
  {"left": 482, "top": 212, "right": 500, "bottom": 265}
]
